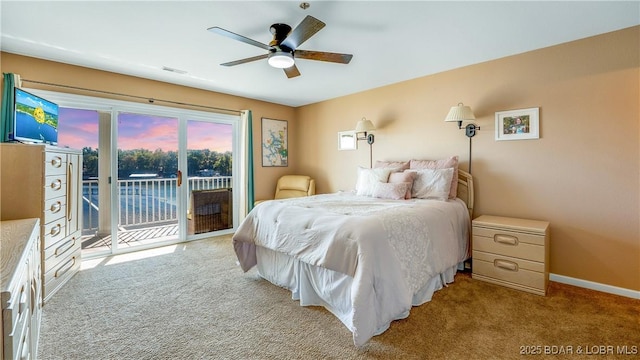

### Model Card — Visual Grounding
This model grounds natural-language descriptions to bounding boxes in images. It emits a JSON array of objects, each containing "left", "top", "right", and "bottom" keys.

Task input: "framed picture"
[
  {"left": 338, "top": 131, "right": 357, "bottom": 150},
  {"left": 261, "top": 118, "right": 288, "bottom": 167},
  {"left": 495, "top": 107, "right": 540, "bottom": 141}
]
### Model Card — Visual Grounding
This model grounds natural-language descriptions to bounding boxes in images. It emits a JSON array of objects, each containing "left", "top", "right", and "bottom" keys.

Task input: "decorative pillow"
[
  {"left": 374, "top": 160, "right": 410, "bottom": 171},
  {"left": 372, "top": 182, "right": 410, "bottom": 200},
  {"left": 355, "top": 167, "right": 395, "bottom": 196},
  {"left": 410, "top": 167, "right": 455, "bottom": 201},
  {"left": 388, "top": 171, "right": 416, "bottom": 199},
  {"left": 409, "top": 156, "right": 459, "bottom": 199}
]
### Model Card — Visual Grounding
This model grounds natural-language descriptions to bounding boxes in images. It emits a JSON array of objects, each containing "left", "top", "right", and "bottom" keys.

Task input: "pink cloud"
[{"left": 58, "top": 108, "right": 232, "bottom": 153}]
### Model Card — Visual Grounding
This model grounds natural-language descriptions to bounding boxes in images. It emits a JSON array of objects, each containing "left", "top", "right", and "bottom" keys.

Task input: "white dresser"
[
  {"left": 1, "top": 218, "right": 42, "bottom": 360},
  {"left": 1, "top": 143, "right": 82, "bottom": 304},
  {"left": 472, "top": 215, "right": 550, "bottom": 296}
]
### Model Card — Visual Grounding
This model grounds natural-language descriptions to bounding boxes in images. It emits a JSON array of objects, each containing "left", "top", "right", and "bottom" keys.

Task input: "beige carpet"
[{"left": 38, "top": 235, "right": 639, "bottom": 359}]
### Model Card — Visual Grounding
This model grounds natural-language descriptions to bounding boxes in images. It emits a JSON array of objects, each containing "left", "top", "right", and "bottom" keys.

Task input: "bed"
[{"left": 233, "top": 164, "right": 474, "bottom": 346}]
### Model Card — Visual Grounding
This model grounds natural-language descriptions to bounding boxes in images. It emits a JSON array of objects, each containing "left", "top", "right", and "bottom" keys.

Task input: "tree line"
[{"left": 82, "top": 147, "right": 232, "bottom": 179}]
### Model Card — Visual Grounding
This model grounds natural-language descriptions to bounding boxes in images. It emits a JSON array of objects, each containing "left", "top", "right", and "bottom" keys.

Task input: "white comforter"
[{"left": 233, "top": 192, "right": 470, "bottom": 346}]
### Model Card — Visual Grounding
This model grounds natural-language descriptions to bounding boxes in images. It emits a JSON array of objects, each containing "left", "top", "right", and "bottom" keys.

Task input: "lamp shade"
[
  {"left": 355, "top": 118, "right": 376, "bottom": 132},
  {"left": 444, "top": 103, "right": 476, "bottom": 122}
]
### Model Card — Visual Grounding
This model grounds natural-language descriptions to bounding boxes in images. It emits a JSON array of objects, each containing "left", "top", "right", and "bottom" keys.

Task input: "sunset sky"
[{"left": 57, "top": 108, "right": 233, "bottom": 152}]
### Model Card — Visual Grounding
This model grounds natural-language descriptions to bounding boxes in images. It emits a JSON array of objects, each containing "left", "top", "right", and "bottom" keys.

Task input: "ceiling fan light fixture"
[{"left": 268, "top": 52, "right": 295, "bottom": 69}]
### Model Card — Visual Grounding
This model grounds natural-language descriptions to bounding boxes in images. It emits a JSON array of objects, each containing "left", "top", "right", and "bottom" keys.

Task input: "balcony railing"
[{"left": 82, "top": 176, "right": 232, "bottom": 235}]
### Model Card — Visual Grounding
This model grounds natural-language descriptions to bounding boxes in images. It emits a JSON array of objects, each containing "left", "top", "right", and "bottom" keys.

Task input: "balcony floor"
[{"left": 82, "top": 223, "right": 179, "bottom": 256}]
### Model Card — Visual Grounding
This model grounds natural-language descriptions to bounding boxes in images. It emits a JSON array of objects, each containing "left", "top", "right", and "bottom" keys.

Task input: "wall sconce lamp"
[
  {"left": 445, "top": 103, "right": 479, "bottom": 174},
  {"left": 355, "top": 117, "right": 376, "bottom": 168}
]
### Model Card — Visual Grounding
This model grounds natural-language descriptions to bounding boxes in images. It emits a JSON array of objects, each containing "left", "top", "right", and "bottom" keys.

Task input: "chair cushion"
[
  {"left": 274, "top": 175, "right": 312, "bottom": 199},
  {"left": 277, "top": 175, "right": 311, "bottom": 191}
]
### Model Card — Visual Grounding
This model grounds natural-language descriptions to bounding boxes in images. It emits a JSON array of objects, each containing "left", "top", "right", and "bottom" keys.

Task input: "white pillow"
[
  {"left": 410, "top": 168, "right": 454, "bottom": 201},
  {"left": 372, "top": 182, "right": 410, "bottom": 200},
  {"left": 355, "top": 167, "right": 395, "bottom": 196}
]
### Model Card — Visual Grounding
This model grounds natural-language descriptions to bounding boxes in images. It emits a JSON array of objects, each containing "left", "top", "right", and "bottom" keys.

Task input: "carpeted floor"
[{"left": 38, "top": 235, "right": 639, "bottom": 359}]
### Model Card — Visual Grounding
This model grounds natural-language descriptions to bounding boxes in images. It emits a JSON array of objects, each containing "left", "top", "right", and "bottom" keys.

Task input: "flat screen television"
[{"left": 12, "top": 88, "right": 59, "bottom": 145}]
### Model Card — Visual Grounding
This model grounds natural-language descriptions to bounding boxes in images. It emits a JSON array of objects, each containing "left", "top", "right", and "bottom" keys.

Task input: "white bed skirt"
[{"left": 255, "top": 245, "right": 459, "bottom": 337}]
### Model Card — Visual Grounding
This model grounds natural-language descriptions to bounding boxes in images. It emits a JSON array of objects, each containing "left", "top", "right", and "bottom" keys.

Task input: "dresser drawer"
[
  {"left": 43, "top": 248, "right": 81, "bottom": 302},
  {"left": 2, "top": 268, "right": 29, "bottom": 337},
  {"left": 473, "top": 231, "right": 545, "bottom": 262},
  {"left": 44, "top": 174, "right": 67, "bottom": 200},
  {"left": 44, "top": 152, "right": 67, "bottom": 175},
  {"left": 43, "top": 218, "right": 67, "bottom": 249},
  {"left": 43, "top": 197, "right": 66, "bottom": 224},
  {"left": 44, "top": 231, "right": 81, "bottom": 271},
  {"left": 473, "top": 250, "right": 546, "bottom": 293},
  {"left": 3, "top": 307, "right": 29, "bottom": 360}
]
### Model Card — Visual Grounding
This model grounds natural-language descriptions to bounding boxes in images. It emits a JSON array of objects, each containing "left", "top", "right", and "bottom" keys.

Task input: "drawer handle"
[
  {"left": 67, "top": 162, "right": 73, "bottom": 221},
  {"left": 55, "top": 257, "right": 76, "bottom": 278},
  {"left": 50, "top": 224, "right": 62, "bottom": 237},
  {"left": 55, "top": 237, "right": 76, "bottom": 256},
  {"left": 51, "top": 156, "right": 63, "bottom": 168},
  {"left": 18, "top": 285, "right": 27, "bottom": 316},
  {"left": 494, "top": 259, "right": 519, "bottom": 272},
  {"left": 50, "top": 201, "right": 62, "bottom": 213},
  {"left": 21, "top": 334, "right": 29, "bottom": 360},
  {"left": 494, "top": 234, "right": 518, "bottom": 246},
  {"left": 30, "top": 282, "right": 37, "bottom": 314},
  {"left": 50, "top": 179, "right": 63, "bottom": 190}
]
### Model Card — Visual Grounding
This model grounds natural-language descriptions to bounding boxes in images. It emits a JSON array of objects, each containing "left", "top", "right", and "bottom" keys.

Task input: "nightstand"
[{"left": 472, "top": 215, "right": 550, "bottom": 296}]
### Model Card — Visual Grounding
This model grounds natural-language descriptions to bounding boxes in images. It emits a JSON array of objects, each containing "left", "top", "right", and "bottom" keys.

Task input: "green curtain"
[
  {"left": 247, "top": 110, "right": 255, "bottom": 212},
  {"left": 1, "top": 73, "right": 16, "bottom": 142}
]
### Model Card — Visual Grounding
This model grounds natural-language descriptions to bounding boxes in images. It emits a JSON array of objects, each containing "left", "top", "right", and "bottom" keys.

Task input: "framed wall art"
[
  {"left": 261, "top": 118, "right": 288, "bottom": 167},
  {"left": 338, "top": 131, "right": 357, "bottom": 150},
  {"left": 495, "top": 107, "right": 540, "bottom": 141}
]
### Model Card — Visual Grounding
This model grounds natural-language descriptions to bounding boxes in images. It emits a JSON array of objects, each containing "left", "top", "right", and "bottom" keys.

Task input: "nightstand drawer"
[
  {"left": 473, "top": 230, "right": 545, "bottom": 262},
  {"left": 473, "top": 226, "right": 545, "bottom": 246},
  {"left": 473, "top": 250, "right": 546, "bottom": 292}
]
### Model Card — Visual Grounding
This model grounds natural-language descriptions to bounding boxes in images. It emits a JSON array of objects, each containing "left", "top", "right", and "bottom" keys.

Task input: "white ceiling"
[{"left": 1, "top": 1, "right": 638, "bottom": 107}]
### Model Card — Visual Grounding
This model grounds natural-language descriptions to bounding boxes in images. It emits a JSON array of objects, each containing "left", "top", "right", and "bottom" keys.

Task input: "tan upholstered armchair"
[{"left": 255, "top": 175, "right": 316, "bottom": 205}]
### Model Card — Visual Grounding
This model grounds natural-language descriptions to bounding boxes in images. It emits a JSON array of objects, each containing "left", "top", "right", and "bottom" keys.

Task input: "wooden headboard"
[{"left": 456, "top": 169, "right": 474, "bottom": 218}]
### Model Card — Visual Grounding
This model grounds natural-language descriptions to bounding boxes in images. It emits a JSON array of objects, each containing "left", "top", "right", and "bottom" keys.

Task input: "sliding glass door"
[
  {"left": 115, "top": 112, "right": 180, "bottom": 250},
  {"left": 36, "top": 88, "right": 240, "bottom": 258},
  {"left": 186, "top": 120, "right": 234, "bottom": 236},
  {"left": 57, "top": 107, "right": 107, "bottom": 257}
]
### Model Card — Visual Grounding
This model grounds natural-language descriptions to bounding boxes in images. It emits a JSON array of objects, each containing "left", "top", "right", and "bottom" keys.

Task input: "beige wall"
[
  {"left": 296, "top": 27, "right": 640, "bottom": 291},
  {"left": 0, "top": 53, "right": 295, "bottom": 200}
]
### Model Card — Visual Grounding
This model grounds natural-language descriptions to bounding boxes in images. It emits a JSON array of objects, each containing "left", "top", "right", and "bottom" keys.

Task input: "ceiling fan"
[{"left": 208, "top": 15, "right": 353, "bottom": 78}]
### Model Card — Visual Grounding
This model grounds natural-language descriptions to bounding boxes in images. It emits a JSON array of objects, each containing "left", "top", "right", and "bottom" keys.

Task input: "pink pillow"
[
  {"left": 410, "top": 156, "right": 459, "bottom": 199},
  {"left": 372, "top": 182, "right": 410, "bottom": 200},
  {"left": 374, "top": 160, "right": 410, "bottom": 170},
  {"left": 388, "top": 171, "right": 416, "bottom": 199}
]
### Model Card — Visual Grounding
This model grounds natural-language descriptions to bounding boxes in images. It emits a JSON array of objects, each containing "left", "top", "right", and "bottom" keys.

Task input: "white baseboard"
[{"left": 550, "top": 273, "right": 640, "bottom": 300}]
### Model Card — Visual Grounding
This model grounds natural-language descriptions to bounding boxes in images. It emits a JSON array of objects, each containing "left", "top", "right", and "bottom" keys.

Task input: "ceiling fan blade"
[
  {"left": 283, "top": 65, "right": 301, "bottom": 78},
  {"left": 281, "top": 15, "right": 325, "bottom": 50},
  {"left": 221, "top": 54, "right": 269, "bottom": 67},
  {"left": 208, "top": 26, "right": 271, "bottom": 51},
  {"left": 294, "top": 50, "right": 353, "bottom": 64}
]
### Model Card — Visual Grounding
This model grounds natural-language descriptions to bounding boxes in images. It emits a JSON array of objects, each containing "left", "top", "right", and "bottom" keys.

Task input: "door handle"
[{"left": 177, "top": 170, "right": 182, "bottom": 187}]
